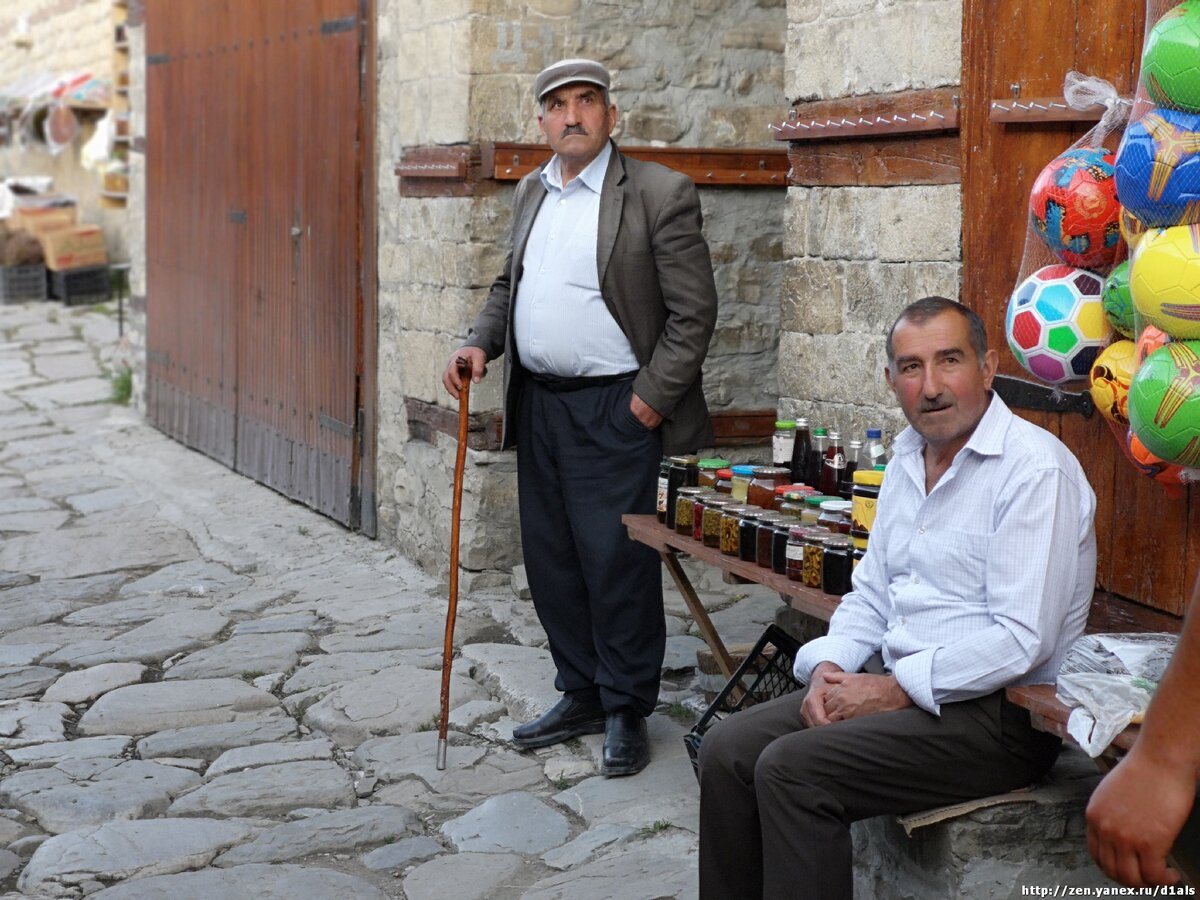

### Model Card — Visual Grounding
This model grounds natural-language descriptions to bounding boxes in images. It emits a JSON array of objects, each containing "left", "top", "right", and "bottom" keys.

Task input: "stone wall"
[
  {"left": 779, "top": 0, "right": 963, "bottom": 448},
  {"left": 377, "top": 0, "right": 789, "bottom": 582},
  {"left": 0, "top": 0, "right": 128, "bottom": 259}
]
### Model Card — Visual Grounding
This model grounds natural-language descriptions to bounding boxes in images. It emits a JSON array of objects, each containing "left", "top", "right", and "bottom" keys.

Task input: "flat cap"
[{"left": 533, "top": 58, "right": 611, "bottom": 101}]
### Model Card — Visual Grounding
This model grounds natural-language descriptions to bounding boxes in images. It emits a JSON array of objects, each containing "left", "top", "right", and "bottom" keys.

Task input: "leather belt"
[{"left": 525, "top": 369, "right": 637, "bottom": 393}]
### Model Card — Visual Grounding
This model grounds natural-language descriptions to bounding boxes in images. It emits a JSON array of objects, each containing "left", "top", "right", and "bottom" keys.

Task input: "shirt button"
[
  {"left": 913, "top": 576, "right": 920, "bottom": 585},
  {"left": 918, "top": 526, "right": 925, "bottom": 534}
]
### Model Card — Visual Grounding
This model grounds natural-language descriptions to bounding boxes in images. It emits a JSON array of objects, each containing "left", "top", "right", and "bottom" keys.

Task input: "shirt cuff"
[
  {"left": 891, "top": 649, "right": 940, "bottom": 715},
  {"left": 793, "top": 636, "right": 871, "bottom": 685}
]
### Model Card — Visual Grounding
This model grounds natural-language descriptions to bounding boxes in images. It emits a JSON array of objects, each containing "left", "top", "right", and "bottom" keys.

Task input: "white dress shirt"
[
  {"left": 513, "top": 141, "right": 640, "bottom": 377},
  {"left": 794, "top": 394, "right": 1097, "bottom": 715}
]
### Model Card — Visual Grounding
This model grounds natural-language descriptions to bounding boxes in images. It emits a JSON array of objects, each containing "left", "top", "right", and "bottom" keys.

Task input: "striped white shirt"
[
  {"left": 794, "top": 394, "right": 1097, "bottom": 715},
  {"left": 513, "top": 141, "right": 640, "bottom": 377}
]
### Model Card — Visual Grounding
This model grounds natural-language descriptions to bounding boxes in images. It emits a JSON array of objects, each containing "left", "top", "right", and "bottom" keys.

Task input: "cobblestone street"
[{"left": 0, "top": 300, "right": 786, "bottom": 899}]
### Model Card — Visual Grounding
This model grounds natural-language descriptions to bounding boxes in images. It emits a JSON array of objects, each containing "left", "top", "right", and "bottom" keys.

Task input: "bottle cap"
[
  {"left": 774, "top": 420, "right": 796, "bottom": 429},
  {"left": 813, "top": 427, "right": 827, "bottom": 436},
  {"left": 866, "top": 428, "right": 882, "bottom": 438}
]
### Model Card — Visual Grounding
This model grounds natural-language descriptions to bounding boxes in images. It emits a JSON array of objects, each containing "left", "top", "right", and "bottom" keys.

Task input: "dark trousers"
[
  {"left": 697, "top": 655, "right": 1062, "bottom": 900},
  {"left": 515, "top": 375, "right": 665, "bottom": 717}
]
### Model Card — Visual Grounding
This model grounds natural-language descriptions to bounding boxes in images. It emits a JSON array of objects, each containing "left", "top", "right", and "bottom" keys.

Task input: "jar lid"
[
  {"left": 758, "top": 513, "right": 787, "bottom": 523},
  {"left": 677, "top": 486, "right": 706, "bottom": 496},
  {"left": 822, "top": 535, "right": 852, "bottom": 548},
  {"left": 702, "top": 496, "right": 733, "bottom": 506},
  {"left": 752, "top": 466, "right": 791, "bottom": 477},
  {"left": 774, "top": 420, "right": 796, "bottom": 429},
  {"left": 820, "top": 499, "right": 853, "bottom": 512},
  {"left": 698, "top": 458, "right": 730, "bottom": 469},
  {"left": 874, "top": 463, "right": 887, "bottom": 471},
  {"left": 722, "top": 505, "right": 753, "bottom": 515},
  {"left": 788, "top": 525, "right": 807, "bottom": 538},
  {"left": 852, "top": 469, "right": 885, "bottom": 486},
  {"left": 804, "top": 494, "right": 838, "bottom": 506},
  {"left": 668, "top": 455, "right": 693, "bottom": 464},
  {"left": 730, "top": 465, "right": 756, "bottom": 476},
  {"left": 738, "top": 508, "right": 766, "bottom": 519},
  {"left": 716, "top": 468, "right": 733, "bottom": 479}
]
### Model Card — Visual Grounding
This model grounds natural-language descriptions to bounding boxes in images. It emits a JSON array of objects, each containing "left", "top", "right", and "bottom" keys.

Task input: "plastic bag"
[{"left": 1056, "top": 631, "right": 1178, "bottom": 756}]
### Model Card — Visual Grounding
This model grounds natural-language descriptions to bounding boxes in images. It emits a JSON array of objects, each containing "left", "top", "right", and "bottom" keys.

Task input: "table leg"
[{"left": 660, "top": 550, "right": 736, "bottom": 681}]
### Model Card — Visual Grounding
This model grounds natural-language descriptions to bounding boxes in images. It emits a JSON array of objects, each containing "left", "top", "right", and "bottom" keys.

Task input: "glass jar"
[
  {"left": 747, "top": 466, "right": 791, "bottom": 509},
  {"left": 756, "top": 513, "right": 784, "bottom": 569},
  {"left": 697, "top": 458, "right": 730, "bottom": 489},
  {"left": 771, "top": 518, "right": 793, "bottom": 575},
  {"left": 701, "top": 497, "right": 733, "bottom": 548},
  {"left": 720, "top": 505, "right": 750, "bottom": 556},
  {"left": 715, "top": 468, "right": 734, "bottom": 495},
  {"left": 675, "top": 487, "right": 705, "bottom": 537},
  {"left": 852, "top": 546, "right": 866, "bottom": 569},
  {"left": 818, "top": 499, "right": 853, "bottom": 535},
  {"left": 729, "top": 465, "right": 755, "bottom": 503},
  {"left": 772, "top": 420, "right": 796, "bottom": 468},
  {"left": 665, "top": 455, "right": 697, "bottom": 530},
  {"left": 692, "top": 489, "right": 716, "bottom": 541},
  {"left": 851, "top": 468, "right": 884, "bottom": 551},
  {"left": 801, "top": 528, "right": 826, "bottom": 589},
  {"left": 801, "top": 494, "right": 835, "bottom": 525},
  {"left": 821, "top": 535, "right": 854, "bottom": 596},
  {"left": 778, "top": 491, "right": 808, "bottom": 519},
  {"left": 656, "top": 458, "right": 670, "bottom": 523},
  {"left": 785, "top": 525, "right": 806, "bottom": 582},
  {"left": 737, "top": 508, "right": 766, "bottom": 562}
]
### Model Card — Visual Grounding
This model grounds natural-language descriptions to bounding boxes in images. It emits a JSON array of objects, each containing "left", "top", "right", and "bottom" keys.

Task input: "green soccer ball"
[
  {"left": 1128, "top": 340, "right": 1200, "bottom": 466},
  {"left": 1102, "top": 260, "right": 1135, "bottom": 338},
  {"left": 1143, "top": 2, "right": 1200, "bottom": 112}
]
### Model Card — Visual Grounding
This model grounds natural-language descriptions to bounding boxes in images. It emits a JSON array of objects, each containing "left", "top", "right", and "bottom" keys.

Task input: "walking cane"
[{"left": 437, "top": 357, "right": 472, "bottom": 771}]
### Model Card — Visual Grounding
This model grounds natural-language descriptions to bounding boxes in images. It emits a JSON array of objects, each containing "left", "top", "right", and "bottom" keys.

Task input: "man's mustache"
[
  {"left": 561, "top": 124, "right": 588, "bottom": 137},
  {"left": 919, "top": 399, "right": 951, "bottom": 413}
]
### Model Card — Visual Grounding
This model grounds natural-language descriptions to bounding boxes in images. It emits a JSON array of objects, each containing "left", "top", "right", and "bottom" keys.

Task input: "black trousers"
[
  {"left": 515, "top": 375, "right": 665, "bottom": 717},
  {"left": 697, "top": 654, "right": 1062, "bottom": 900}
]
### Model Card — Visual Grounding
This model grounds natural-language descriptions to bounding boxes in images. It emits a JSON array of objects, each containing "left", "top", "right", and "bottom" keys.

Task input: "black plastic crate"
[
  {"left": 0, "top": 264, "right": 47, "bottom": 303},
  {"left": 49, "top": 265, "right": 109, "bottom": 307},
  {"left": 683, "top": 624, "right": 803, "bottom": 778}
]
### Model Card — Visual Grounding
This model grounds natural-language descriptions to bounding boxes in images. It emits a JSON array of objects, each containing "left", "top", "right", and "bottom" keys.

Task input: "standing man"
[
  {"left": 698, "top": 297, "right": 1097, "bottom": 899},
  {"left": 442, "top": 59, "right": 718, "bottom": 776}
]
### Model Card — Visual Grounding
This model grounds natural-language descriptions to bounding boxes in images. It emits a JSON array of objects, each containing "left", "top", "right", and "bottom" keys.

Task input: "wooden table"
[{"left": 622, "top": 513, "right": 843, "bottom": 681}]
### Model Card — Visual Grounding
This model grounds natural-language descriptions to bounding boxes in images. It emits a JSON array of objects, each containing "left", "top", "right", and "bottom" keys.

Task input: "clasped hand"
[{"left": 800, "top": 663, "right": 914, "bottom": 728}]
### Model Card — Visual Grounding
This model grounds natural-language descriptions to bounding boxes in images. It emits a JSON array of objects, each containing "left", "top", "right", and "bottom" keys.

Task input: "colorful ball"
[
  {"left": 1136, "top": 324, "right": 1171, "bottom": 364},
  {"left": 1128, "top": 340, "right": 1200, "bottom": 466},
  {"left": 1101, "top": 260, "right": 1135, "bottom": 337},
  {"left": 1143, "top": 1, "right": 1200, "bottom": 112},
  {"left": 1029, "top": 147, "right": 1122, "bottom": 269},
  {"left": 1006, "top": 265, "right": 1112, "bottom": 385},
  {"left": 1119, "top": 206, "right": 1151, "bottom": 252},
  {"left": 1115, "top": 107, "right": 1200, "bottom": 228},
  {"left": 1089, "top": 340, "right": 1138, "bottom": 425},
  {"left": 1127, "top": 429, "right": 1190, "bottom": 488},
  {"left": 1130, "top": 223, "right": 1200, "bottom": 338}
]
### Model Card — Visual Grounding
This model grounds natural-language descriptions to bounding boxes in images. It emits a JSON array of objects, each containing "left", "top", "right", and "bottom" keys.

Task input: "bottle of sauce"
[
  {"left": 807, "top": 427, "right": 827, "bottom": 489},
  {"left": 792, "top": 418, "right": 812, "bottom": 486},
  {"left": 819, "top": 430, "right": 844, "bottom": 497},
  {"left": 772, "top": 421, "right": 796, "bottom": 469},
  {"left": 839, "top": 439, "right": 861, "bottom": 500}
]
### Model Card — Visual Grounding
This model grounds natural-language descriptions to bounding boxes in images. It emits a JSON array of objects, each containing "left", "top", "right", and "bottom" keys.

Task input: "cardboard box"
[
  {"left": 10, "top": 204, "right": 77, "bottom": 234},
  {"left": 39, "top": 225, "right": 107, "bottom": 271}
]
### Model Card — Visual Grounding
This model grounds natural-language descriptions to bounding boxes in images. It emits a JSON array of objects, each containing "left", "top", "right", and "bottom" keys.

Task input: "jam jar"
[
  {"left": 697, "top": 458, "right": 730, "bottom": 489},
  {"left": 801, "top": 527, "right": 828, "bottom": 589},
  {"left": 729, "top": 465, "right": 755, "bottom": 503},
  {"left": 821, "top": 535, "right": 854, "bottom": 596},
  {"left": 691, "top": 489, "right": 716, "bottom": 541},
  {"left": 801, "top": 494, "right": 835, "bottom": 525},
  {"left": 675, "top": 487, "right": 705, "bottom": 537},
  {"left": 747, "top": 466, "right": 791, "bottom": 509},
  {"left": 720, "top": 505, "right": 751, "bottom": 556},
  {"left": 701, "top": 497, "right": 733, "bottom": 548},
  {"left": 665, "top": 455, "right": 697, "bottom": 530},
  {"left": 714, "top": 468, "right": 734, "bottom": 495},
  {"left": 785, "top": 525, "right": 806, "bottom": 582},
  {"left": 756, "top": 513, "right": 785, "bottom": 569},
  {"left": 778, "top": 491, "right": 808, "bottom": 519},
  {"left": 817, "top": 499, "right": 852, "bottom": 534},
  {"left": 737, "top": 508, "right": 767, "bottom": 562},
  {"left": 851, "top": 468, "right": 884, "bottom": 551},
  {"left": 771, "top": 518, "right": 793, "bottom": 575}
]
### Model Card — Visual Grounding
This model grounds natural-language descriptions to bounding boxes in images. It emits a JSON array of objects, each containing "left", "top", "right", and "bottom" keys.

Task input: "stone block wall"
[
  {"left": 779, "top": 0, "right": 963, "bottom": 448},
  {"left": 378, "top": 0, "right": 789, "bottom": 580},
  {"left": 0, "top": 0, "right": 128, "bottom": 259}
]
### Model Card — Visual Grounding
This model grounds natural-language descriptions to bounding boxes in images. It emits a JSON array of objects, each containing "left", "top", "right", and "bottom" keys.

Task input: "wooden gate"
[
  {"left": 962, "top": 1, "right": 1196, "bottom": 614},
  {"left": 144, "top": 0, "right": 376, "bottom": 532}
]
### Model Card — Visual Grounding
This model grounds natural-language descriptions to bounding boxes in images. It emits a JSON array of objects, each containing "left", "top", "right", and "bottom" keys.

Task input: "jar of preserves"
[
  {"left": 737, "top": 508, "right": 766, "bottom": 562},
  {"left": 756, "top": 513, "right": 784, "bottom": 568},
  {"left": 850, "top": 468, "right": 884, "bottom": 551},
  {"left": 675, "top": 487, "right": 705, "bottom": 537},
  {"left": 801, "top": 494, "right": 835, "bottom": 525},
  {"left": 778, "top": 491, "right": 808, "bottom": 519},
  {"left": 691, "top": 489, "right": 716, "bottom": 542},
  {"left": 801, "top": 528, "right": 826, "bottom": 589},
  {"left": 773, "top": 420, "right": 796, "bottom": 468},
  {"left": 821, "top": 535, "right": 854, "bottom": 596},
  {"left": 818, "top": 499, "right": 853, "bottom": 534},
  {"left": 720, "top": 505, "right": 751, "bottom": 556},
  {"left": 729, "top": 465, "right": 755, "bottom": 503},
  {"left": 697, "top": 458, "right": 730, "bottom": 489},
  {"left": 665, "top": 455, "right": 697, "bottom": 530},
  {"left": 748, "top": 466, "right": 791, "bottom": 509},
  {"left": 701, "top": 497, "right": 733, "bottom": 548},
  {"left": 771, "top": 518, "right": 793, "bottom": 575},
  {"left": 785, "top": 525, "right": 806, "bottom": 582},
  {"left": 714, "top": 468, "right": 734, "bottom": 495}
]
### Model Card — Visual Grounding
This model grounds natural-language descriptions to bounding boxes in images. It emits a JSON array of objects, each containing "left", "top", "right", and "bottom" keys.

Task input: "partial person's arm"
[
  {"left": 630, "top": 177, "right": 718, "bottom": 420},
  {"left": 1086, "top": 598, "right": 1200, "bottom": 888}
]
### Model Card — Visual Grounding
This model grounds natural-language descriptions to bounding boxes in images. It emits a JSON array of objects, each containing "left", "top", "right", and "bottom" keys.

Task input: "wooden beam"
[
  {"left": 787, "top": 134, "right": 960, "bottom": 187},
  {"left": 395, "top": 145, "right": 480, "bottom": 198},
  {"left": 988, "top": 96, "right": 1116, "bottom": 124},
  {"left": 771, "top": 88, "right": 960, "bottom": 143}
]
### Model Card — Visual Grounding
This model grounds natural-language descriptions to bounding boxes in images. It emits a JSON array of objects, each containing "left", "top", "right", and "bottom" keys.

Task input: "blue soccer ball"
[{"left": 1115, "top": 106, "right": 1200, "bottom": 228}]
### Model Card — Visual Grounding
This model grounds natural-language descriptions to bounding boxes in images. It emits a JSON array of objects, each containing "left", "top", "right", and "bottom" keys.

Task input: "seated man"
[{"left": 698, "top": 296, "right": 1097, "bottom": 900}]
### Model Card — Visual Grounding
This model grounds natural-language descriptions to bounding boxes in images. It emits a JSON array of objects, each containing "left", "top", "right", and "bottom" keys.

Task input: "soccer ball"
[
  {"left": 1102, "top": 260, "right": 1135, "bottom": 337},
  {"left": 1007, "top": 265, "right": 1112, "bottom": 385},
  {"left": 1143, "top": 1, "right": 1200, "bottom": 112},
  {"left": 1137, "top": 323, "right": 1171, "bottom": 364},
  {"left": 1029, "top": 147, "right": 1122, "bottom": 270},
  {"left": 1129, "top": 340, "right": 1200, "bottom": 466},
  {"left": 1127, "top": 428, "right": 1190, "bottom": 488},
  {"left": 1089, "top": 340, "right": 1138, "bottom": 425},
  {"left": 1115, "top": 107, "right": 1200, "bottom": 228},
  {"left": 1130, "top": 223, "right": 1200, "bottom": 338},
  {"left": 1120, "top": 206, "right": 1151, "bottom": 252}
]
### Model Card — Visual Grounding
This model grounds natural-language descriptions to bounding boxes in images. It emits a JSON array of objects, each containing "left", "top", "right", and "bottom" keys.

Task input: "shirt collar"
[
  {"left": 541, "top": 140, "right": 613, "bottom": 194},
  {"left": 892, "top": 390, "right": 1012, "bottom": 460}
]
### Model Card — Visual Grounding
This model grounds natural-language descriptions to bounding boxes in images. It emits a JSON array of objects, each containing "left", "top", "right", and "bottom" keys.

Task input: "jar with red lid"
[{"left": 714, "top": 468, "right": 734, "bottom": 495}]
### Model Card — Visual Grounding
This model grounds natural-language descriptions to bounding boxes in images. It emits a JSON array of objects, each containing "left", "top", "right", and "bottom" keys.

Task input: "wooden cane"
[{"left": 437, "top": 357, "right": 472, "bottom": 770}]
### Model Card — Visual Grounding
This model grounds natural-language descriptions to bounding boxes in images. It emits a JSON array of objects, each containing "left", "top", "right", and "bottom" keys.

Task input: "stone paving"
[{"left": 0, "top": 301, "right": 786, "bottom": 899}]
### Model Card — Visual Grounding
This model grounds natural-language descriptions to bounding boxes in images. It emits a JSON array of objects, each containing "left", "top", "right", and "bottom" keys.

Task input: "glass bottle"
[
  {"left": 792, "top": 417, "right": 812, "bottom": 486},
  {"left": 772, "top": 420, "right": 796, "bottom": 469},
  {"left": 840, "top": 439, "right": 861, "bottom": 500},
  {"left": 819, "top": 430, "right": 844, "bottom": 497},
  {"left": 807, "top": 427, "right": 827, "bottom": 489},
  {"left": 656, "top": 458, "right": 670, "bottom": 523},
  {"left": 865, "top": 428, "right": 888, "bottom": 467}
]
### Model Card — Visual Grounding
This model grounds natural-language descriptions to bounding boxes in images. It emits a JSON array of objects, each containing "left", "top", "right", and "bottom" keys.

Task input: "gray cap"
[{"left": 533, "top": 58, "right": 611, "bottom": 101}]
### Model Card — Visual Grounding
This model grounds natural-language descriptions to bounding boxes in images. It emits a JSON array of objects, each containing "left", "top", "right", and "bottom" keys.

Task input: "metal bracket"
[{"left": 992, "top": 374, "right": 1095, "bottom": 418}]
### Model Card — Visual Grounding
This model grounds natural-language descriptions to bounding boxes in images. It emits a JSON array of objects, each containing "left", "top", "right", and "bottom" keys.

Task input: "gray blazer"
[{"left": 464, "top": 141, "right": 719, "bottom": 454}]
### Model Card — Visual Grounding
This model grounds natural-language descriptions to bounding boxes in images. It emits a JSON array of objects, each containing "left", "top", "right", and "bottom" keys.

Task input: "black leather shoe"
[
  {"left": 601, "top": 710, "right": 650, "bottom": 776},
  {"left": 511, "top": 697, "right": 606, "bottom": 750}
]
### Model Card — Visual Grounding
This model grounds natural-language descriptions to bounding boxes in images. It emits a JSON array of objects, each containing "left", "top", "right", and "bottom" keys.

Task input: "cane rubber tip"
[{"left": 436, "top": 738, "right": 447, "bottom": 771}]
